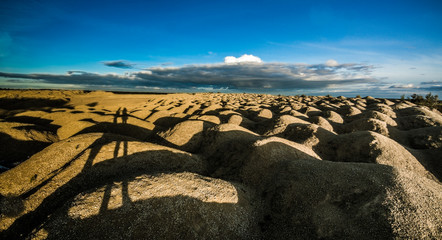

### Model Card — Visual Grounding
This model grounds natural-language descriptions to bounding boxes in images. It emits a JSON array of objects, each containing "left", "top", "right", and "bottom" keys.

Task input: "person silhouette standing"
[
  {"left": 122, "top": 108, "right": 128, "bottom": 124},
  {"left": 114, "top": 108, "right": 121, "bottom": 123}
]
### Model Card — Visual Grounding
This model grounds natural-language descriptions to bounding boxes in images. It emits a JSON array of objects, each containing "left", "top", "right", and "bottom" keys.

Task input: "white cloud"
[
  {"left": 325, "top": 59, "right": 339, "bottom": 67},
  {"left": 137, "top": 70, "right": 153, "bottom": 75},
  {"left": 224, "top": 54, "right": 263, "bottom": 64}
]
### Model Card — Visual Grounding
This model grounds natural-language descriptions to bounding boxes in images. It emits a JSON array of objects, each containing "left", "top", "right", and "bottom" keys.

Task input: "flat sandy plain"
[{"left": 0, "top": 89, "right": 441, "bottom": 239}]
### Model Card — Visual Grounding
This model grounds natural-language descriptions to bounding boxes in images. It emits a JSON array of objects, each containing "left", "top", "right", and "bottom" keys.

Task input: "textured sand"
[{"left": 0, "top": 90, "right": 441, "bottom": 239}]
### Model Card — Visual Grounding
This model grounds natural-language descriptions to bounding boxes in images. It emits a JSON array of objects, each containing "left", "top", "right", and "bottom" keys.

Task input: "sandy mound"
[
  {"left": 227, "top": 114, "right": 243, "bottom": 125},
  {"left": 1, "top": 90, "right": 441, "bottom": 239},
  {"left": 217, "top": 133, "right": 441, "bottom": 239},
  {"left": 145, "top": 110, "right": 183, "bottom": 128},
  {"left": 392, "top": 102, "right": 414, "bottom": 110},
  {"left": 323, "top": 110, "right": 344, "bottom": 124},
  {"left": 321, "top": 131, "right": 434, "bottom": 180},
  {"left": 348, "top": 110, "right": 397, "bottom": 126},
  {"left": 157, "top": 120, "right": 214, "bottom": 152},
  {"left": 367, "top": 104, "right": 397, "bottom": 118},
  {"left": 336, "top": 105, "right": 362, "bottom": 116},
  {"left": 397, "top": 105, "right": 442, "bottom": 119},
  {"left": 300, "top": 106, "right": 322, "bottom": 117},
  {"left": 343, "top": 118, "right": 389, "bottom": 136},
  {"left": 396, "top": 115, "right": 442, "bottom": 130},
  {"left": 190, "top": 114, "right": 221, "bottom": 124},
  {"left": 0, "top": 133, "right": 205, "bottom": 236},
  {"left": 288, "top": 109, "right": 309, "bottom": 120},
  {"left": 309, "top": 116, "right": 335, "bottom": 132},
  {"left": 249, "top": 159, "right": 441, "bottom": 239},
  {"left": 257, "top": 108, "right": 273, "bottom": 120},
  {"left": 407, "top": 126, "right": 442, "bottom": 149},
  {"left": 202, "top": 124, "right": 262, "bottom": 177},
  {"left": 269, "top": 122, "right": 337, "bottom": 149},
  {"left": 263, "top": 114, "right": 309, "bottom": 133},
  {"left": 240, "top": 137, "right": 322, "bottom": 185},
  {"left": 30, "top": 172, "right": 261, "bottom": 240}
]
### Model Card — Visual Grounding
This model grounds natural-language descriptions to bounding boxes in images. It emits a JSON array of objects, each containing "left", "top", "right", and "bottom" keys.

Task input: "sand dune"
[{"left": 0, "top": 90, "right": 441, "bottom": 239}]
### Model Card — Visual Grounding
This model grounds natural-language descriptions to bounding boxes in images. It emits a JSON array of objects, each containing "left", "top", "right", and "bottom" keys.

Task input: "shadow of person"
[
  {"left": 114, "top": 139, "right": 131, "bottom": 206},
  {"left": 101, "top": 139, "right": 131, "bottom": 213},
  {"left": 0, "top": 142, "right": 207, "bottom": 239},
  {"left": 113, "top": 108, "right": 121, "bottom": 124},
  {"left": 122, "top": 108, "right": 128, "bottom": 124}
]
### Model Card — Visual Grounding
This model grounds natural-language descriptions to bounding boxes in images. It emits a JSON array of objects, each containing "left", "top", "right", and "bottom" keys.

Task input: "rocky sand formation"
[{"left": 0, "top": 90, "right": 441, "bottom": 239}]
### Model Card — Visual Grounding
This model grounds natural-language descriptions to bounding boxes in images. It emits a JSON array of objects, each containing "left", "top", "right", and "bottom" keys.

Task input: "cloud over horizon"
[
  {"left": 421, "top": 81, "right": 442, "bottom": 85},
  {"left": 420, "top": 81, "right": 442, "bottom": 92},
  {"left": 0, "top": 60, "right": 378, "bottom": 92},
  {"left": 224, "top": 54, "right": 263, "bottom": 64},
  {"left": 380, "top": 81, "right": 442, "bottom": 94},
  {"left": 325, "top": 59, "right": 339, "bottom": 67},
  {"left": 389, "top": 84, "right": 415, "bottom": 89}
]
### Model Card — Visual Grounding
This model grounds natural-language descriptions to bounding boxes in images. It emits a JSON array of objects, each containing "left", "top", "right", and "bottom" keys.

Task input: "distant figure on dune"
[
  {"left": 114, "top": 108, "right": 121, "bottom": 123},
  {"left": 122, "top": 108, "right": 128, "bottom": 124}
]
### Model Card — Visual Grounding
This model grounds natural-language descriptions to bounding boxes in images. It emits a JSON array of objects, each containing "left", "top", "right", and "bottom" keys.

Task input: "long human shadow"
[
  {"left": 0, "top": 106, "right": 149, "bottom": 212},
  {"left": 99, "top": 139, "right": 130, "bottom": 213},
  {"left": 75, "top": 107, "right": 158, "bottom": 142},
  {"left": 0, "top": 105, "right": 153, "bottom": 171},
  {"left": 0, "top": 139, "right": 205, "bottom": 239},
  {"left": 112, "top": 107, "right": 146, "bottom": 123},
  {"left": 16, "top": 133, "right": 132, "bottom": 202},
  {"left": 76, "top": 122, "right": 154, "bottom": 142}
]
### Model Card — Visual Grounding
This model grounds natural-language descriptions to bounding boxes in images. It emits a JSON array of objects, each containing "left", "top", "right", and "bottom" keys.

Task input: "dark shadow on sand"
[
  {"left": 0, "top": 132, "right": 52, "bottom": 171},
  {"left": 0, "top": 137, "right": 207, "bottom": 239}
]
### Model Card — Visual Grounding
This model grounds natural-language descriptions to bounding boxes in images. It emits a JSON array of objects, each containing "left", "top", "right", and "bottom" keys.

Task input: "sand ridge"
[{"left": 0, "top": 90, "right": 441, "bottom": 239}]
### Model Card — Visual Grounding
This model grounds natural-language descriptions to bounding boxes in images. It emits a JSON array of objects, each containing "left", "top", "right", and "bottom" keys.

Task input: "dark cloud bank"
[
  {"left": 102, "top": 60, "right": 135, "bottom": 69},
  {"left": 0, "top": 62, "right": 378, "bottom": 92}
]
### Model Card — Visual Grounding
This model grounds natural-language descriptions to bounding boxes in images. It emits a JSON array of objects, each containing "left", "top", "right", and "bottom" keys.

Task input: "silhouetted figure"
[
  {"left": 122, "top": 108, "right": 128, "bottom": 124},
  {"left": 114, "top": 108, "right": 121, "bottom": 123}
]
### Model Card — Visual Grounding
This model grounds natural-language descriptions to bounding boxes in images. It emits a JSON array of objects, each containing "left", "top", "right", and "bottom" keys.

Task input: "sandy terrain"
[{"left": 0, "top": 89, "right": 441, "bottom": 239}]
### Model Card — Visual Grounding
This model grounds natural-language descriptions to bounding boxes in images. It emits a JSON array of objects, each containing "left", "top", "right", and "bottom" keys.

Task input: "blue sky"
[{"left": 0, "top": 0, "right": 441, "bottom": 97}]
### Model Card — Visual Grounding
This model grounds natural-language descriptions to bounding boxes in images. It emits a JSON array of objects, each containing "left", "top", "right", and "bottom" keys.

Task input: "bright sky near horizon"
[{"left": 0, "top": 0, "right": 441, "bottom": 97}]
